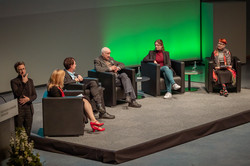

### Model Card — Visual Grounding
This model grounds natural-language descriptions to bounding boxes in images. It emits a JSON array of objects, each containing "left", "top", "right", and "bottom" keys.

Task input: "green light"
[
  {"left": 100, "top": 0, "right": 201, "bottom": 66},
  {"left": 202, "top": 2, "right": 214, "bottom": 61}
]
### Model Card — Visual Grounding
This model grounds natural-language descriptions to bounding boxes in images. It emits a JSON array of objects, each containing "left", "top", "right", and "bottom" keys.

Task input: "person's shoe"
[
  {"left": 91, "top": 125, "right": 105, "bottom": 132},
  {"left": 90, "top": 120, "right": 104, "bottom": 127},
  {"left": 99, "top": 112, "right": 115, "bottom": 119},
  {"left": 172, "top": 83, "right": 181, "bottom": 90},
  {"left": 223, "top": 90, "right": 229, "bottom": 97},
  {"left": 96, "top": 104, "right": 106, "bottom": 114},
  {"left": 125, "top": 95, "right": 132, "bottom": 103},
  {"left": 219, "top": 90, "right": 224, "bottom": 96},
  {"left": 164, "top": 92, "right": 172, "bottom": 99},
  {"left": 128, "top": 100, "right": 141, "bottom": 108}
]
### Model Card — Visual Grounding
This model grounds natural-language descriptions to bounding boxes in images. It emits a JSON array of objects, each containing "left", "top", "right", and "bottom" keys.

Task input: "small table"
[
  {"left": 136, "top": 76, "right": 150, "bottom": 99},
  {"left": 185, "top": 70, "right": 201, "bottom": 91}
]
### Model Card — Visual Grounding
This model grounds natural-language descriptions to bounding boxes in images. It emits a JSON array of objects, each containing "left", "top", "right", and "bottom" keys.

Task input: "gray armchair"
[
  {"left": 88, "top": 68, "right": 136, "bottom": 107},
  {"left": 141, "top": 59, "right": 185, "bottom": 96},
  {"left": 42, "top": 90, "right": 85, "bottom": 137}
]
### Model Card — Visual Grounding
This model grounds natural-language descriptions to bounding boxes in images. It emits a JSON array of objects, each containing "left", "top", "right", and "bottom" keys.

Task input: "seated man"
[
  {"left": 63, "top": 57, "right": 115, "bottom": 119},
  {"left": 94, "top": 47, "right": 141, "bottom": 108}
]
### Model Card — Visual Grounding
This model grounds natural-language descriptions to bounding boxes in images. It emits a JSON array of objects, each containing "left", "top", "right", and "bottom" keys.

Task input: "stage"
[{"left": 30, "top": 82, "right": 250, "bottom": 164}]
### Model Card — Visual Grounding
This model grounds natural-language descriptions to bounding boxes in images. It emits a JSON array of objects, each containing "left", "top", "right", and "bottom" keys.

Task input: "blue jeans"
[{"left": 160, "top": 66, "right": 175, "bottom": 93}]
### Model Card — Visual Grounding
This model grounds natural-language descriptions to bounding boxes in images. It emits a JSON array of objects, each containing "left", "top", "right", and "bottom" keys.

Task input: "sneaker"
[
  {"left": 172, "top": 83, "right": 181, "bottom": 90},
  {"left": 128, "top": 100, "right": 141, "bottom": 108},
  {"left": 99, "top": 112, "right": 115, "bottom": 119},
  {"left": 164, "top": 92, "right": 172, "bottom": 99}
]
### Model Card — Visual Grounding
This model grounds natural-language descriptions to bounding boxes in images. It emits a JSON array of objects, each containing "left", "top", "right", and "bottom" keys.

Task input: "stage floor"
[{"left": 30, "top": 82, "right": 250, "bottom": 163}]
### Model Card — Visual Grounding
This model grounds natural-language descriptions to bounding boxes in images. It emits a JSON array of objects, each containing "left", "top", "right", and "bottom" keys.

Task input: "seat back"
[{"left": 42, "top": 91, "right": 84, "bottom": 136}]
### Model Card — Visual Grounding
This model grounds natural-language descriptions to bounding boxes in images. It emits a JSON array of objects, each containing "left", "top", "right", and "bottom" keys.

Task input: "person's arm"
[
  {"left": 94, "top": 58, "right": 110, "bottom": 72},
  {"left": 226, "top": 50, "right": 232, "bottom": 67},
  {"left": 143, "top": 51, "right": 155, "bottom": 62},
  {"left": 10, "top": 79, "right": 24, "bottom": 98},
  {"left": 165, "top": 52, "right": 171, "bottom": 68},
  {"left": 113, "top": 58, "right": 125, "bottom": 70},
  {"left": 211, "top": 51, "right": 219, "bottom": 69}
]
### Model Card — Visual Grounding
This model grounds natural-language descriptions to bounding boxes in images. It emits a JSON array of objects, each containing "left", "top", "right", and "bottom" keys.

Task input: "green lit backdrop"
[
  {"left": 99, "top": 0, "right": 201, "bottom": 66},
  {"left": 202, "top": 2, "right": 214, "bottom": 61}
]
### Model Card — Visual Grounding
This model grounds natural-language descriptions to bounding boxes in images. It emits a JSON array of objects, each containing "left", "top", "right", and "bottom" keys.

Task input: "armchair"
[
  {"left": 205, "top": 56, "right": 241, "bottom": 93},
  {"left": 88, "top": 68, "right": 136, "bottom": 107},
  {"left": 42, "top": 90, "right": 85, "bottom": 136},
  {"left": 141, "top": 59, "right": 185, "bottom": 96}
]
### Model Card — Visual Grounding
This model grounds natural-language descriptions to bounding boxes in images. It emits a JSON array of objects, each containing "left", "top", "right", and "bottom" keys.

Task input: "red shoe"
[
  {"left": 90, "top": 121, "right": 104, "bottom": 127},
  {"left": 91, "top": 125, "right": 105, "bottom": 132},
  {"left": 223, "top": 90, "right": 229, "bottom": 97}
]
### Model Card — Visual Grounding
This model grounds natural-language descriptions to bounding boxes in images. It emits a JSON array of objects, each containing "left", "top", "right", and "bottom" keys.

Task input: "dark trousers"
[
  {"left": 85, "top": 80, "right": 106, "bottom": 111},
  {"left": 116, "top": 73, "right": 136, "bottom": 100},
  {"left": 15, "top": 105, "right": 33, "bottom": 136}
]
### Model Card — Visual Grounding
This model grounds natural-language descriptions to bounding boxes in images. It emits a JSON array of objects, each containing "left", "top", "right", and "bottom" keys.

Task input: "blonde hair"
[{"left": 47, "top": 69, "right": 65, "bottom": 90}]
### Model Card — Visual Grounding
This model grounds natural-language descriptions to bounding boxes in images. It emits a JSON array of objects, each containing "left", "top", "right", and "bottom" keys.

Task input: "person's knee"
[
  {"left": 162, "top": 66, "right": 170, "bottom": 71},
  {"left": 120, "top": 73, "right": 128, "bottom": 78},
  {"left": 89, "top": 80, "right": 98, "bottom": 87}
]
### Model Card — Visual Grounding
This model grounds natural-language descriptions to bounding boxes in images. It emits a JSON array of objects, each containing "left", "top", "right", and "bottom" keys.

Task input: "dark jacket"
[
  {"left": 143, "top": 50, "right": 175, "bottom": 75},
  {"left": 10, "top": 75, "right": 37, "bottom": 111},
  {"left": 94, "top": 56, "right": 125, "bottom": 73},
  {"left": 64, "top": 69, "right": 80, "bottom": 85}
]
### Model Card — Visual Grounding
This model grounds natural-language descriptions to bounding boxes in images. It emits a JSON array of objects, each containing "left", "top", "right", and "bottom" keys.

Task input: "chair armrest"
[
  {"left": 64, "top": 90, "right": 83, "bottom": 96},
  {"left": 82, "top": 77, "right": 99, "bottom": 84},
  {"left": 141, "top": 61, "right": 160, "bottom": 80},
  {"left": 141, "top": 61, "right": 160, "bottom": 96},
  {"left": 233, "top": 57, "right": 241, "bottom": 92},
  {"left": 171, "top": 59, "right": 185, "bottom": 77},
  {"left": 205, "top": 57, "right": 214, "bottom": 92},
  {"left": 88, "top": 69, "right": 117, "bottom": 106},
  {"left": 233, "top": 56, "right": 241, "bottom": 73},
  {"left": 64, "top": 83, "right": 85, "bottom": 91}
]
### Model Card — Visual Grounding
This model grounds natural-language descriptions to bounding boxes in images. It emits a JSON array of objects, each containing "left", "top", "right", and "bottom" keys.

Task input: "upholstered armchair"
[
  {"left": 88, "top": 68, "right": 136, "bottom": 107},
  {"left": 141, "top": 59, "right": 185, "bottom": 96},
  {"left": 42, "top": 90, "right": 85, "bottom": 136},
  {"left": 205, "top": 56, "right": 241, "bottom": 93}
]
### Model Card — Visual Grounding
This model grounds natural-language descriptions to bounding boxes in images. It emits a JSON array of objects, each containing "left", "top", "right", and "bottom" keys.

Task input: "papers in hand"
[
  {"left": 220, "top": 65, "right": 228, "bottom": 69},
  {"left": 77, "top": 94, "right": 83, "bottom": 97}
]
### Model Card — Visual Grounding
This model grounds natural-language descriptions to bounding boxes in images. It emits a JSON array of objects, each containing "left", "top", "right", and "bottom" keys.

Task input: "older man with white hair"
[{"left": 94, "top": 47, "right": 141, "bottom": 108}]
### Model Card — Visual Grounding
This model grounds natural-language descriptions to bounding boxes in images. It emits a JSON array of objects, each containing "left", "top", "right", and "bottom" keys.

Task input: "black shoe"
[
  {"left": 99, "top": 112, "right": 115, "bottom": 119},
  {"left": 125, "top": 95, "right": 132, "bottom": 103},
  {"left": 128, "top": 100, "right": 141, "bottom": 108},
  {"left": 96, "top": 104, "right": 106, "bottom": 114}
]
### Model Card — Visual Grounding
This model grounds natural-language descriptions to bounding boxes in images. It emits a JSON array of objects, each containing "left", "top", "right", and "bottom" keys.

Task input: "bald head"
[{"left": 101, "top": 47, "right": 111, "bottom": 61}]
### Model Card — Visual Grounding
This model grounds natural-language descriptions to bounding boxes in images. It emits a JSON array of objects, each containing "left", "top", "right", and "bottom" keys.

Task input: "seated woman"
[
  {"left": 143, "top": 39, "right": 181, "bottom": 99},
  {"left": 211, "top": 38, "right": 236, "bottom": 97},
  {"left": 47, "top": 69, "right": 105, "bottom": 132}
]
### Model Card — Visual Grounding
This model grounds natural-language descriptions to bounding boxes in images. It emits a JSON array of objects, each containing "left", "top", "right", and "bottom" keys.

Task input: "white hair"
[{"left": 101, "top": 47, "right": 110, "bottom": 55}]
